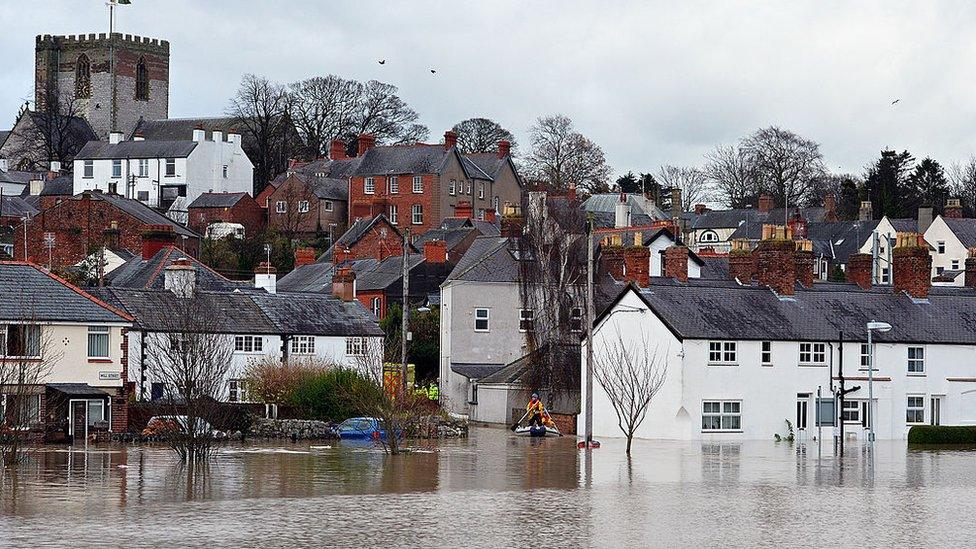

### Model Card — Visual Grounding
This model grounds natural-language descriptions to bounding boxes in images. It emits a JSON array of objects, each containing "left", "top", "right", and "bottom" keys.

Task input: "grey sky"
[{"left": 3, "top": 0, "right": 976, "bottom": 179}]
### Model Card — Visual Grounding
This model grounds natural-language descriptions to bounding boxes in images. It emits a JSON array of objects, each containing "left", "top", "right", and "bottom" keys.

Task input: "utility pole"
[
  {"left": 838, "top": 331, "right": 844, "bottom": 457},
  {"left": 584, "top": 215, "right": 595, "bottom": 447},
  {"left": 400, "top": 228, "right": 410, "bottom": 395}
]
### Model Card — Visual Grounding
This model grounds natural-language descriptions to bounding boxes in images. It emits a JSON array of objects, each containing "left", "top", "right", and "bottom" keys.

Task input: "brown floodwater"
[{"left": 1, "top": 427, "right": 974, "bottom": 547}]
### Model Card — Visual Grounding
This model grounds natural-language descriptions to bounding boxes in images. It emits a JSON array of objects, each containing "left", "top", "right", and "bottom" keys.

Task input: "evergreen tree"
[
  {"left": 837, "top": 177, "right": 861, "bottom": 220},
  {"left": 864, "top": 149, "right": 915, "bottom": 219},
  {"left": 906, "top": 157, "right": 950, "bottom": 214},
  {"left": 615, "top": 171, "right": 640, "bottom": 193}
]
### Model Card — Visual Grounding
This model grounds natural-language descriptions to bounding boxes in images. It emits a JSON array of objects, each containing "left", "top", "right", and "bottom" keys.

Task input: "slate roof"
[
  {"left": 321, "top": 214, "right": 413, "bottom": 261},
  {"left": 608, "top": 279, "right": 976, "bottom": 344},
  {"left": 889, "top": 218, "right": 919, "bottom": 233},
  {"left": 943, "top": 218, "right": 976, "bottom": 248},
  {"left": 437, "top": 217, "right": 500, "bottom": 236},
  {"left": 699, "top": 256, "right": 730, "bottom": 279},
  {"left": 0, "top": 130, "right": 9, "bottom": 148},
  {"left": 0, "top": 169, "right": 34, "bottom": 186},
  {"left": 90, "top": 193, "right": 198, "bottom": 238},
  {"left": 0, "top": 196, "right": 38, "bottom": 218},
  {"left": 445, "top": 236, "right": 521, "bottom": 283},
  {"left": 692, "top": 207, "right": 827, "bottom": 230},
  {"left": 729, "top": 219, "right": 880, "bottom": 263},
  {"left": 275, "top": 262, "right": 335, "bottom": 293},
  {"left": 250, "top": 291, "right": 383, "bottom": 336},
  {"left": 583, "top": 193, "right": 667, "bottom": 221},
  {"left": 589, "top": 211, "right": 656, "bottom": 229},
  {"left": 0, "top": 262, "right": 131, "bottom": 323},
  {"left": 75, "top": 140, "right": 197, "bottom": 160},
  {"left": 450, "top": 363, "right": 505, "bottom": 380},
  {"left": 352, "top": 145, "right": 490, "bottom": 180},
  {"left": 188, "top": 192, "right": 249, "bottom": 209},
  {"left": 413, "top": 226, "right": 477, "bottom": 252},
  {"left": 39, "top": 175, "right": 73, "bottom": 196},
  {"left": 103, "top": 246, "right": 243, "bottom": 291},
  {"left": 296, "top": 157, "right": 363, "bottom": 180},
  {"left": 131, "top": 117, "right": 241, "bottom": 141},
  {"left": 464, "top": 153, "right": 509, "bottom": 180},
  {"left": 278, "top": 252, "right": 452, "bottom": 298},
  {"left": 478, "top": 344, "right": 580, "bottom": 386}
]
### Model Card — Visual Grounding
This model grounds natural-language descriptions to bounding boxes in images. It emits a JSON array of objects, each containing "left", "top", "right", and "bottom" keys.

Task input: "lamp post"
[{"left": 866, "top": 320, "right": 892, "bottom": 443}]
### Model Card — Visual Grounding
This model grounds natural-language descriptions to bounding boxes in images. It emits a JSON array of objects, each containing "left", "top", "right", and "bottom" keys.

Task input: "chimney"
[
  {"left": 254, "top": 261, "right": 277, "bottom": 294},
  {"left": 454, "top": 200, "right": 473, "bottom": 219},
  {"left": 847, "top": 253, "right": 873, "bottom": 290},
  {"left": 965, "top": 248, "right": 976, "bottom": 288},
  {"left": 663, "top": 245, "right": 689, "bottom": 283},
  {"left": 423, "top": 239, "right": 447, "bottom": 264},
  {"left": 694, "top": 203, "right": 708, "bottom": 215},
  {"left": 615, "top": 193, "right": 631, "bottom": 228},
  {"left": 497, "top": 139, "right": 511, "bottom": 159},
  {"left": 566, "top": 182, "right": 577, "bottom": 202},
  {"left": 332, "top": 246, "right": 352, "bottom": 265},
  {"left": 485, "top": 208, "right": 497, "bottom": 223},
  {"left": 331, "top": 267, "right": 356, "bottom": 302},
  {"left": 754, "top": 230, "right": 796, "bottom": 295},
  {"left": 892, "top": 232, "right": 931, "bottom": 299},
  {"left": 294, "top": 247, "right": 317, "bottom": 268},
  {"left": 918, "top": 206, "right": 934, "bottom": 234},
  {"left": 728, "top": 242, "right": 754, "bottom": 283},
  {"left": 212, "top": 130, "right": 223, "bottom": 143},
  {"left": 164, "top": 258, "right": 196, "bottom": 298},
  {"left": 788, "top": 212, "right": 808, "bottom": 239},
  {"left": 670, "top": 187, "right": 682, "bottom": 220},
  {"left": 823, "top": 194, "right": 837, "bottom": 221},
  {"left": 601, "top": 246, "right": 626, "bottom": 280},
  {"left": 192, "top": 124, "right": 205, "bottom": 142},
  {"left": 444, "top": 130, "right": 458, "bottom": 150},
  {"left": 357, "top": 133, "right": 376, "bottom": 156},
  {"left": 501, "top": 212, "right": 524, "bottom": 238},
  {"left": 132, "top": 131, "right": 144, "bottom": 142},
  {"left": 330, "top": 139, "right": 348, "bottom": 160},
  {"left": 623, "top": 246, "right": 651, "bottom": 287},
  {"left": 945, "top": 198, "right": 963, "bottom": 219},
  {"left": 793, "top": 240, "right": 814, "bottom": 288},
  {"left": 108, "top": 131, "right": 124, "bottom": 144},
  {"left": 859, "top": 200, "right": 873, "bottom": 221},
  {"left": 141, "top": 224, "right": 177, "bottom": 259},
  {"left": 227, "top": 128, "right": 240, "bottom": 146},
  {"left": 29, "top": 178, "right": 44, "bottom": 196},
  {"left": 758, "top": 195, "right": 774, "bottom": 214},
  {"left": 50, "top": 160, "right": 61, "bottom": 173}
]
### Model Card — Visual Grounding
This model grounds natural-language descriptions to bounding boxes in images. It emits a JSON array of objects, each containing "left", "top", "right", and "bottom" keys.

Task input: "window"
[
  {"left": 83, "top": 160, "right": 94, "bottom": 178},
  {"left": 135, "top": 56, "right": 149, "bottom": 100},
  {"left": 474, "top": 308, "right": 489, "bottom": 332},
  {"left": 346, "top": 337, "right": 366, "bottom": 356},
  {"left": 468, "top": 383, "right": 478, "bottom": 405},
  {"left": 860, "top": 343, "right": 871, "bottom": 370},
  {"left": 3, "top": 394, "right": 41, "bottom": 427},
  {"left": 165, "top": 158, "right": 176, "bottom": 177},
  {"left": 951, "top": 260, "right": 960, "bottom": 270},
  {"left": 108, "top": 182, "right": 118, "bottom": 195},
  {"left": 411, "top": 204, "right": 423, "bottom": 225},
  {"left": 799, "top": 342, "right": 826, "bottom": 365},
  {"left": 906, "top": 396, "right": 925, "bottom": 423},
  {"left": 87, "top": 326, "right": 110, "bottom": 358},
  {"left": 449, "top": 179, "right": 456, "bottom": 195},
  {"left": 365, "top": 177, "right": 375, "bottom": 194},
  {"left": 275, "top": 201, "right": 287, "bottom": 213},
  {"left": 228, "top": 380, "right": 247, "bottom": 403},
  {"left": 699, "top": 230, "right": 720, "bottom": 243},
  {"left": 937, "top": 241, "right": 945, "bottom": 254},
  {"left": 138, "top": 159, "right": 149, "bottom": 177},
  {"left": 389, "top": 204, "right": 398, "bottom": 225},
  {"left": 291, "top": 336, "right": 315, "bottom": 355},
  {"left": 466, "top": 182, "right": 472, "bottom": 195},
  {"left": 570, "top": 307, "right": 583, "bottom": 332},
  {"left": 478, "top": 183, "right": 485, "bottom": 199},
  {"left": 1, "top": 325, "right": 41, "bottom": 357},
  {"left": 702, "top": 400, "right": 741, "bottom": 431},
  {"left": 908, "top": 346, "right": 925, "bottom": 374},
  {"left": 298, "top": 200, "right": 310, "bottom": 213},
  {"left": 75, "top": 54, "right": 91, "bottom": 99},
  {"left": 841, "top": 400, "right": 860, "bottom": 422},
  {"left": 112, "top": 159, "right": 122, "bottom": 178},
  {"left": 519, "top": 309, "right": 534, "bottom": 332},
  {"left": 708, "top": 341, "right": 736, "bottom": 364},
  {"left": 222, "top": 165, "right": 228, "bottom": 178},
  {"left": 323, "top": 200, "right": 334, "bottom": 212},
  {"left": 760, "top": 341, "right": 772, "bottom": 366},
  {"left": 371, "top": 297, "right": 382, "bottom": 317},
  {"left": 86, "top": 400, "right": 106, "bottom": 426},
  {"left": 137, "top": 191, "right": 149, "bottom": 202},
  {"left": 413, "top": 176, "right": 423, "bottom": 193},
  {"left": 880, "top": 267, "right": 890, "bottom": 284},
  {"left": 388, "top": 176, "right": 399, "bottom": 194},
  {"left": 234, "top": 335, "right": 263, "bottom": 353}
]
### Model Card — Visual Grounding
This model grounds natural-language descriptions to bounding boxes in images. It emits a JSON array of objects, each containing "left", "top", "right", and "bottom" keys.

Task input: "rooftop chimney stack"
[
  {"left": 793, "top": 240, "right": 814, "bottom": 288},
  {"left": 788, "top": 212, "right": 808, "bottom": 239},
  {"left": 254, "top": 261, "right": 277, "bottom": 294},
  {"left": 49, "top": 160, "right": 61, "bottom": 173},
  {"left": 859, "top": 200, "right": 873, "bottom": 221},
  {"left": 846, "top": 253, "right": 873, "bottom": 290},
  {"left": 192, "top": 124, "right": 205, "bottom": 142},
  {"left": 615, "top": 193, "right": 631, "bottom": 228},
  {"left": 331, "top": 267, "right": 356, "bottom": 302},
  {"left": 945, "top": 198, "right": 964, "bottom": 219},
  {"left": 694, "top": 203, "right": 708, "bottom": 215},
  {"left": 141, "top": 225, "right": 178, "bottom": 259},
  {"left": 823, "top": 194, "right": 837, "bottom": 221},
  {"left": 132, "top": 131, "right": 145, "bottom": 142},
  {"left": 892, "top": 232, "right": 931, "bottom": 299},
  {"left": 728, "top": 239, "right": 755, "bottom": 283},
  {"left": 227, "top": 128, "right": 241, "bottom": 146},
  {"left": 566, "top": 182, "right": 577, "bottom": 202},
  {"left": 164, "top": 258, "right": 196, "bottom": 298},
  {"left": 758, "top": 195, "right": 774, "bottom": 214},
  {"left": 623, "top": 246, "right": 651, "bottom": 287},
  {"left": 423, "top": 239, "right": 447, "bottom": 264},
  {"left": 754, "top": 226, "right": 796, "bottom": 295},
  {"left": 29, "top": 178, "right": 44, "bottom": 196},
  {"left": 109, "top": 131, "right": 124, "bottom": 144},
  {"left": 330, "top": 139, "right": 348, "bottom": 160},
  {"left": 497, "top": 140, "right": 511, "bottom": 159},
  {"left": 918, "top": 206, "right": 934, "bottom": 234},
  {"left": 357, "top": 134, "right": 376, "bottom": 156},
  {"left": 965, "top": 248, "right": 976, "bottom": 288},
  {"left": 454, "top": 200, "right": 473, "bottom": 219},
  {"left": 294, "top": 247, "right": 317, "bottom": 268},
  {"left": 663, "top": 245, "right": 689, "bottom": 283},
  {"left": 600, "top": 245, "right": 626, "bottom": 281},
  {"left": 443, "top": 130, "right": 458, "bottom": 150}
]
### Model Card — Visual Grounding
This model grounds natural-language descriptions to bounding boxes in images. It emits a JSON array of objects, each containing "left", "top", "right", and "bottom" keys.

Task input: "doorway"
[
  {"left": 930, "top": 396, "right": 943, "bottom": 426},
  {"left": 70, "top": 401, "right": 87, "bottom": 442}
]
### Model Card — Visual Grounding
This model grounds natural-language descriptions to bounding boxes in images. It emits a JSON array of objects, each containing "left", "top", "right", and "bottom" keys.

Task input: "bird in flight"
[
  {"left": 430, "top": 68, "right": 437, "bottom": 74},
  {"left": 891, "top": 99, "right": 901, "bottom": 105},
  {"left": 378, "top": 60, "right": 386, "bottom": 65}
]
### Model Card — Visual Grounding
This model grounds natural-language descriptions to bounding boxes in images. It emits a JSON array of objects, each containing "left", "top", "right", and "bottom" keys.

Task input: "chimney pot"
[
  {"left": 357, "top": 134, "right": 376, "bottom": 156},
  {"left": 108, "top": 131, "right": 124, "bottom": 144},
  {"left": 497, "top": 139, "right": 511, "bottom": 159},
  {"left": 758, "top": 195, "right": 774, "bottom": 214},
  {"left": 945, "top": 198, "right": 964, "bottom": 219},
  {"left": 444, "top": 130, "right": 458, "bottom": 150},
  {"left": 965, "top": 248, "right": 976, "bottom": 288},
  {"left": 164, "top": 258, "right": 196, "bottom": 297},
  {"left": 423, "top": 239, "right": 447, "bottom": 263},
  {"left": 141, "top": 225, "right": 177, "bottom": 259},
  {"left": 332, "top": 267, "right": 356, "bottom": 302},
  {"left": 859, "top": 200, "right": 873, "bottom": 221},
  {"left": 694, "top": 203, "right": 708, "bottom": 215},
  {"left": 191, "top": 127, "right": 205, "bottom": 142},
  {"left": 793, "top": 241, "right": 815, "bottom": 288}
]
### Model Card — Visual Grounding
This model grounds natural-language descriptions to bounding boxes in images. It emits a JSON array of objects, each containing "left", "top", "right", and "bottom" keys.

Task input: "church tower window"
[
  {"left": 135, "top": 57, "right": 149, "bottom": 100},
  {"left": 75, "top": 54, "right": 91, "bottom": 99}
]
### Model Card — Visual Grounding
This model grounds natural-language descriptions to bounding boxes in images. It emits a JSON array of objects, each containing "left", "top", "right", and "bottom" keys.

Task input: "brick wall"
[
  {"left": 188, "top": 196, "right": 266, "bottom": 237},
  {"left": 357, "top": 290, "right": 386, "bottom": 319},
  {"left": 346, "top": 220, "right": 405, "bottom": 261},
  {"left": 349, "top": 174, "right": 439, "bottom": 233}
]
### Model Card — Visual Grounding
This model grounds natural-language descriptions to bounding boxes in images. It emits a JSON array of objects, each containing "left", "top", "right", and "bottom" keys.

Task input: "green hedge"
[{"left": 908, "top": 425, "right": 976, "bottom": 445}]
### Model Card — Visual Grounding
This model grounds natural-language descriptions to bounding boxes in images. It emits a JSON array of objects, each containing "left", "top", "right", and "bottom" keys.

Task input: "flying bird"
[
  {"left": 430, "top": 68, "right": 437, "bottom": 74},
  {"left": 891, "top": 99, "right": 901, "bottom": 105},
  {"left": 378, "top": 60, "right": 385, "bottom": 65}
]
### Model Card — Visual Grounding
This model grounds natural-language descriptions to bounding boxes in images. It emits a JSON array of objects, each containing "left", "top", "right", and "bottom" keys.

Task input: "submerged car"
[{"left": 336, "top": 417, "right": 389, "bottom": 440}]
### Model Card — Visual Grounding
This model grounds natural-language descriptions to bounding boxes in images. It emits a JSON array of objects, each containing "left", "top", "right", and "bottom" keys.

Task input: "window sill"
[
  {"left": 707, "top": 363, "right": 739, "bottom": 367},
  {"left": 907, "top": 373, "right": 926, "bottom": 377},
  {"left": 798, "top": 363, "right": 827, "bottom": 368},
  {"left": 702, "top": 430, "right": 743, "bottom": 434},
  {"left": 88, "top": 358, "right": 113, "bottom": 363}
]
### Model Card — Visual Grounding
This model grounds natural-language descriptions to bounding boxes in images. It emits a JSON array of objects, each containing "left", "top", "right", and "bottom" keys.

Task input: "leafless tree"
[
  {"left": 593, "top": 328, "right": 667, "bottom": 454},
  {"left": 950, "top": 157, "right": 976, "bottom": 214},
  {"left": 6, "top": 86, "right": 88, "bottom": 172},
  {"left": 351, "top": 80, "right": 429, "bottom": 145},
  {"left": 0, "top": 300, "right": 59, "bottom": 468},
  {"left": 740, "top": 126, "right": 826, "bottom": 209},
  {"left": 268, "top": 176, "right": 318, "bottom": 238},
  {"left": 657, "top": 165, "right": 712, "bottom": 211},
  {"left": 142, "top": 286, "right": 235, "bottom": 464},
  {"left": 451, "top": 117, "right": 517, "bottom": 154},
  {"left": 526, "top": 114, "right": 611, "bottom": 194},
  {"left": 289, "top": 76, "right": 367, "bottom": 156},
  {"left": 704, "top": 144, "right": 757, "bottom": 208}
]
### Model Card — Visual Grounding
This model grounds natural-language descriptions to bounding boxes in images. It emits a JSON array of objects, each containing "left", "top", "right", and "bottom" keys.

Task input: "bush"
[
  {"left": 287, "top": 368, "right": 383, "bottom": 422},
  {"left": 908, "top": 425, "right": 976, "bottom": 445}
]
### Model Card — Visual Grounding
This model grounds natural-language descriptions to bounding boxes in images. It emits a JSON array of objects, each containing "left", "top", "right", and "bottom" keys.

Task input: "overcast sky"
[{"left": 3, "top": 1, "right": 976, "bottom": 178}]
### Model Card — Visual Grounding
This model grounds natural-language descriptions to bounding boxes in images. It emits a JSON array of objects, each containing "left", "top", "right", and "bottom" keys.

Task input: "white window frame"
[
  {"left": 83, "top": 160, "right": 94, "bottom": 178},
  {"left": 937, "top": 241, "right": 945, "bottom": 254},
  {"left": 298, "top": 200, "right": 310, "bottom": 213},
  {"left": 908, "top": 346, "right": 925, "bottom": 375},
  {"left": 234, "top": 335, "right": 263, "bottom": 354},
  {"left": 87, "top": 325, "right": 110, "bottom": 358},
  {"left": 275, "top": 201, "right": 287, "bottom": 213},
  {"left": 164, "top": 158, "right": 176, "bottom": 177},
  {"left": 138, "top": 158, "right": 149, "bottom": 177},
  {"left": 364, "top": 177, "right": 375, "bottom": 194},
  {"left": 111, "top": 159, "right": 122, "bottom": 179},
  {"left": 570, "top": 307, "right": 583, "bottom": 333},
  {"left": 474, "top": 308, "right": 490, "bottom": 332},
  {"left": 323, "top": 200, "right": 334, "bottom": 212},
  {"left": 371, "top": 297, "right": 382, "bottom": 317},
  {"left": 478, "top": 183, "right": 485, "bottom": 199},
  {"left": 951, "top": 259, "right": 960, "bottom": 270},
  {"left": 449, "top": 179, "right": 456, "bottom": 195},
  {"left": 841, "top": 400, "right": 860, "bottom": 423},
  {"left": 760, "top": 341, "right": 772, "bottom": 366},
  {"left": 708, "top": 341, "right": 737, "bottom": 365},
  {"left": 518, "top": 309, "right": 534, "bottom": 332},
  {"left": 798, "top": 342, "right": 826, "bottom": 366},
  {"left": 388, "top": 176, "right": 399, "bottom": 194},
  {"left": 412, "top": 176, "right": 423, "bottom": 193},
  {"left": 290, "top": 336, "right": 315, "bottom": 355},
  {"left": 137, "top": 190, "right": 149, "bottom": 202},
  {"left": 1, "top": 324, "right": 42, "bottom": 358},
  {"left": 702, "top": 400, "right": 741, "bottom": 432},
  {"left": 346, "top": 336, "right": 366, "bottom": 356},
  {"left": 860, "top": 343, "right": 871, "bottom": 370},
  {"left": 411, "top": 204, "right": 423, "bottom": 225},
  {"left": 389, "top": 204, "right": 398, "bottom": 225},
  {"left": 228, "top": 379, "right": 247, "bottom": 403},
  {"left": 906, "top": 395, "right": 925, "bottom": 424}
]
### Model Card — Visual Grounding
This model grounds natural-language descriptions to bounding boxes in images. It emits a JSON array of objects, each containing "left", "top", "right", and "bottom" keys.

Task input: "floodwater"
[{"left": 1, "top": 428, "right": 974, "bottom": 548}]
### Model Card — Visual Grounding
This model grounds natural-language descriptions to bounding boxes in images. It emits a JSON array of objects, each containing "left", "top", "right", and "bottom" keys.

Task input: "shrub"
[
  {"left": 287, "top": 368, "right": 383, "bottom": 422},
  {"left": 908, "top": 425, "right": 976, "bottom": 445}
]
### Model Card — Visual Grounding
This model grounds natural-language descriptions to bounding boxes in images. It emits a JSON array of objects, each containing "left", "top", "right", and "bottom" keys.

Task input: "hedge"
[{"left": 907, "top": 425, "right": 976, "bottom": 445}]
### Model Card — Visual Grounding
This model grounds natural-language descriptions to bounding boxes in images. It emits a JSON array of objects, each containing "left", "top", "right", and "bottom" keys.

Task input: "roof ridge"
[
  {"left": 450, "top": 237, "right": 512, "bottom": 280},
  {"left": 9, "top": 262, "right": 134, "bottom": 322}
]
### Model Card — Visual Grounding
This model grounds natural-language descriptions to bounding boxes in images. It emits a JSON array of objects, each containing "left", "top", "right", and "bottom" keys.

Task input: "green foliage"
[
  {"left": 865, "top": 149, "right": 915, "bottom": 219},
  {"left": 286, "top": 368, "right": 383, "bottom": 422},
  {"left": 380, "top": 304, "right": 440, "bottom": 382},
  {"left": 837, "top": 177, "right": 862, "bottom": 220},
  {"left": 773, "top": 419, "right": 795, "bottom": 443},
  {"left": 198, "top": 229, "right": 311, "bottom": 279},
  {"left": 828, "top": 264, "right": 846, "bottom": 282},
  {"left": 906, "top": 157, "right": 950, "bottom": 214},
  {"left": 908, "top": 425, "right": 976, "bottom": 445}
]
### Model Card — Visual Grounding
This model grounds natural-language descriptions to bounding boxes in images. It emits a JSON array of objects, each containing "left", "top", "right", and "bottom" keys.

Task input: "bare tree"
[
  {"left": 593, "top": 328, "right": 667, "bottom": 454},
  {"left": 451, "top": 117, "right": 517, "bottom": 154},
  {"left": 143, "top": 286, "right": 235, "bottom": 464},
  {"left": 704, "top": 144, "right": 757, "bottom": 208},
  {"left": 6, "top": 86, "right": 89, "bottom": 172},
  {"left": 268, "top": 177, "right": 318, "bottom": 238},
  {"left": 950, "top": 157, "right": 976, "bottom": 214},
  {"left": 740, "top": 126, "right": 826, "bottom": 209},
  {"left": 351, "top": 80, "right": 429, "bottom": 145},
  {"left": 289, "top": 76, "right": 368, "bottom": 156},
  {"left": 657, "top": 165, "right": 712, "bottom": 211},
  {"left": 526, "top": 114, "right": 611, "bottom": 193}
]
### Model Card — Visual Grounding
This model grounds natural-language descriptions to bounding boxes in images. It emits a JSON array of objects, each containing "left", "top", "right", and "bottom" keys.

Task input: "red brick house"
[
  {"left": 324, "top": 214, "right": 418, "bottom": 264},
  {"left": 266, "top": 171, "right": 350, "bottom": 240},
  {"left": 348, "top": 132, "right": 522, "bottom": 234},
  {"left": 15, "top": 190, "right": 200, "bottom": 269},
  {"left": 187, "top": 192, "right": 265, "bottom": 237}
]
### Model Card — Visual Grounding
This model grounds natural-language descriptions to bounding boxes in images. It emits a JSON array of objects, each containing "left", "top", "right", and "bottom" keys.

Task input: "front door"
[
  {"left": 71, "top": 401, "right": 87, "bottom": 442},
  {"left": 796, "top": 395, "right": 810, "bottom": 431},
  {"left": 930, "top": 396, "right": 943, "bottom": 426}
]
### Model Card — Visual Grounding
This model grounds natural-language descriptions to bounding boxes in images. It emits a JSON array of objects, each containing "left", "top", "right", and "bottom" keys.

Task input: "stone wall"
[{"left": 250, "top": 418, "right": 335, "bottom": 439}]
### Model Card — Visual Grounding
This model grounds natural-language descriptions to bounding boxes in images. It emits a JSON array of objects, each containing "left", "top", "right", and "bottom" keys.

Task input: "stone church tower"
[{"left": 35, "top": 32, "right": 169, "bottom": 138}]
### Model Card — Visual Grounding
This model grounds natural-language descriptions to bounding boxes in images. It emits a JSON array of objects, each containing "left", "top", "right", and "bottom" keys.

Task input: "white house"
[
  {"left": 923, "top": 215, "right": 976, "bottom": 285},
  {"left": 72, "top": 127, "right": 253, "bottom": 222},
  {"left": 582, "top": 236, "right": 976, "bottom": 441}
]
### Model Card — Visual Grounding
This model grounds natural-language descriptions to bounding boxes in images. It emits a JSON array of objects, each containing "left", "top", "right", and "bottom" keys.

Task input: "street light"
[{"left": 866, "top": 320, "right": 892, "bottom": 443}]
